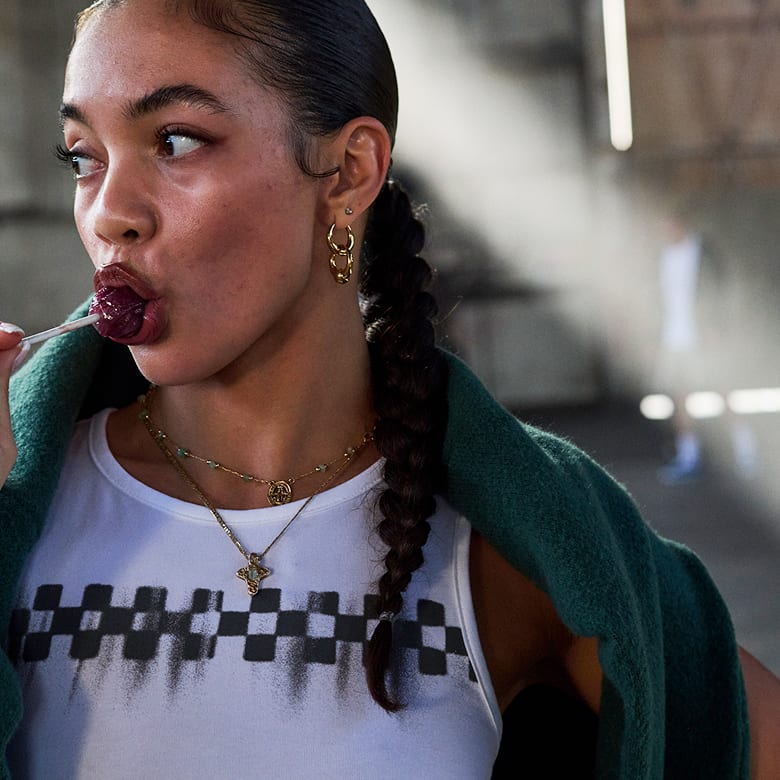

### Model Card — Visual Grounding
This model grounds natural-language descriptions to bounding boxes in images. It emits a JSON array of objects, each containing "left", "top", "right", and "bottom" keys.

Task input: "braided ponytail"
[{"left": 361, "top": 179, "right": 449, "bottom": 711}]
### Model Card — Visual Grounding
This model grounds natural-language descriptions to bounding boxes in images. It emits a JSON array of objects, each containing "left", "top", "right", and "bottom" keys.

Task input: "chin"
[
  {"left": 129, "top": 348, "right": 203, "bottom": 388},
  {"left": 130, "top": 343, "right": 245, "bottom": 389}
]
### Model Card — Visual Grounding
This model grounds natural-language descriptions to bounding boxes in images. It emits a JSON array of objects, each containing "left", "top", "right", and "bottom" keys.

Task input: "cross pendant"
[{"left": 236, "top": 553, "right": 271, "bottom": 596}]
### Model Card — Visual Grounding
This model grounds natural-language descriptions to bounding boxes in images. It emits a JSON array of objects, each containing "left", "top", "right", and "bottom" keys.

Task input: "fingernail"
[
  {"left": 11, "top": 342, "right": 31, "bottom": 373},
  {"left": 0, "top": 322, "right": 25, "bottom": 336}
]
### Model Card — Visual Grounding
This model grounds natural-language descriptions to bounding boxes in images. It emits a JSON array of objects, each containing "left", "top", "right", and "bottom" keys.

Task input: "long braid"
[{"left": 361, "top": 179, "right": 449, "bottom": 711}]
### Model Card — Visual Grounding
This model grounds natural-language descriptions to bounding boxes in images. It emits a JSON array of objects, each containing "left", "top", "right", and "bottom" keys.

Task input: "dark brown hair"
[{"left": 76, "top": 0, "right": 449, "bottom": 711}]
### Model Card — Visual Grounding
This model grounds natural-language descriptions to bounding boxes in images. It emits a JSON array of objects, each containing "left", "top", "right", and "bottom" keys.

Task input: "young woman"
[{"left": 0, "top": 1, "right": 777, "bottom": 777}]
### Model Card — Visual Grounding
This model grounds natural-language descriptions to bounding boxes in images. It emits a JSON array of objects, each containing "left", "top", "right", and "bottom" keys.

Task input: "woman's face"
[{"left": 63, "top": 0, "right": 333, "bottom": 384}]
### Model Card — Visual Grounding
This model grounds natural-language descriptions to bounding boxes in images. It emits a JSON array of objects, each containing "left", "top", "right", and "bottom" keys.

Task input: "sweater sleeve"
[
  {"left": 441, "top": 350, "right": 749, "bottom": 779},
  {"left": 0, "top": 301, "right": 105, "bottom": 778}
]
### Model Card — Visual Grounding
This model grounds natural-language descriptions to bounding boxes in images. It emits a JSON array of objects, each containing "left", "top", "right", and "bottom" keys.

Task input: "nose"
[{"left": 85, "top": 161, "right": 157, "bottom": 248}]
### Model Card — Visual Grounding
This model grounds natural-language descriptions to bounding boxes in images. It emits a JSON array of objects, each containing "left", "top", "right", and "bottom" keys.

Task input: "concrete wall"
[
  {"left": 0, "top": 1, "right": 90, "bottom": 333},
  {"left": 371, "top": 0, "right": 604, "bottom": 406}
]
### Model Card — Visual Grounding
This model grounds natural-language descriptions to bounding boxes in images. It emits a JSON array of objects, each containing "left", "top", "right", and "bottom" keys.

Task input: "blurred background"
[{"left": 1, "top": 0, "right": 777, "bottom": 672}]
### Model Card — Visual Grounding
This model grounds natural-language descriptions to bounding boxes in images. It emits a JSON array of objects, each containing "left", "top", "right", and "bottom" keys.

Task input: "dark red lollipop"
[{"left": 89, "top": 286, "right": 147, "bottom": 340}]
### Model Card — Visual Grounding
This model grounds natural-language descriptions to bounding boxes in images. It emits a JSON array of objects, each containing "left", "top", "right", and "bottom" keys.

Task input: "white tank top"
[{"left": 8, "top": 410, "right": 501, "bottom": 779}]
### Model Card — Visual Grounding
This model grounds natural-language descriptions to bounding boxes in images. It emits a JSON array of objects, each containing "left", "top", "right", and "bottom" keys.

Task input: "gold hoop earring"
[{"left": 327, "top": 224, "right": 355, "bottom": 284}]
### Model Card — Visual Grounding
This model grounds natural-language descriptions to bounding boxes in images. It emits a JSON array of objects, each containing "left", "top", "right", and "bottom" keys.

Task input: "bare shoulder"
[
  {"left": 739, "top": 647, "right": 780, "bottom": 778},
  {"left": 469, "top": 530, "right": 602, "bottom": 714}
]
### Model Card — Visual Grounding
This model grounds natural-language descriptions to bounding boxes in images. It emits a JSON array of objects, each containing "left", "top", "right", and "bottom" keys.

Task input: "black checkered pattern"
[{"left": 9, "top": 584, "right": 476, "bottom": 681}]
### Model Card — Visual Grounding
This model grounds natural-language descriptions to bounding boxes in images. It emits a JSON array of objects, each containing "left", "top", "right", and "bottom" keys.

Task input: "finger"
[
  {"left": 11, "top": 341, "right": 31, "bottom": 373},
  {"left": 0, "top": 322, "right": 24, "bottom": 485},
  {"left": 0, "top": 321, "right": 25, "bottom": 350}
]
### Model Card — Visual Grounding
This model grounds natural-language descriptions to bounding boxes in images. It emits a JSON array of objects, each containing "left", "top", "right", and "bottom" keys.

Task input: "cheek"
[
  {"left": 73, "top": 195, "right": 90, "bottom": 244},
  {"left": 74, "top": 215, "right": 101, "bottom": 268},
  {"left": 203, "top": 194, "right": 308, "bottom": 270}
]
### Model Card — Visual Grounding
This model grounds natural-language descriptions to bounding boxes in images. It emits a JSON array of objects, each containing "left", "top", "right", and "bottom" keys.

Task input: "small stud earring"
[{"left": 345, "top": 207, "right": 353, "bottom": 216}]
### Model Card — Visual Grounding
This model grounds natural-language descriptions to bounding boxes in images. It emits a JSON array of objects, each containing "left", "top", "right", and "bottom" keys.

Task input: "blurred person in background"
[{"left": 654, "top": 204, "right": 758, "bottom": 484}]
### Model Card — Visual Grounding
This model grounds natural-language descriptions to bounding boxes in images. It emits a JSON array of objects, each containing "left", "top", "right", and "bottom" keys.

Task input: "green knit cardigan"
[{"left": 0, "top": 305, "right": 749, "bottom": 779}]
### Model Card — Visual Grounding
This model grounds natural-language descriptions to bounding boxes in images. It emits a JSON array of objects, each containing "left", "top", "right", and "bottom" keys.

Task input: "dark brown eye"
[{"left": 158, "top": 132, "right": 205, "bottom": 158}]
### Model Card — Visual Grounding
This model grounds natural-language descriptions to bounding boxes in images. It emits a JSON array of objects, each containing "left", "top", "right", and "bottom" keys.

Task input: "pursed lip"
[{"left": 92, "top": 264, "right": 159, "bottom": 300}]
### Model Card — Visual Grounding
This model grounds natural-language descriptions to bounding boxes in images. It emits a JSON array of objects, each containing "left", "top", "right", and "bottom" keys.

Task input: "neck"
[
  {"left": 157, "top": 344, "right": 373, "bottom": 470},
  {"left": 109, "top": 299, "right": 378, "bottom": 509}
]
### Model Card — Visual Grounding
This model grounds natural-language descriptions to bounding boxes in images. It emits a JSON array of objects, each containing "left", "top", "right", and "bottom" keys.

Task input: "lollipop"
[
  {"left": 88, "top": 285, "right": 146, "bottom": 340},
  {"left": 21, "top": 286, "right": 148, "bottom": 346}
]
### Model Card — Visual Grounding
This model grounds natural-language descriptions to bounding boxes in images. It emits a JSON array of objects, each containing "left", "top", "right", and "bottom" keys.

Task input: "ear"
[{"left": 316, "top": 117, "right": 392, "bottom": 228}]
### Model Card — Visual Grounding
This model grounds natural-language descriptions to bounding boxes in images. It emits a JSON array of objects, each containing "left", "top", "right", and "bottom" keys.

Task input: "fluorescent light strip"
[
  {"left": 602, "top": 0, "right": 633, "bottom": 151},
  {"left": 640, "top": 388, "right": 780, "bottom": 419},
  {"left": 686, "top": 392, "right": 726, "bottom": 419},
  {"left": 640, "top": 394, "right": 676, "bottom": 420},
  {"left": 728, "top": 388, "right": 780, "bottom": 415}
]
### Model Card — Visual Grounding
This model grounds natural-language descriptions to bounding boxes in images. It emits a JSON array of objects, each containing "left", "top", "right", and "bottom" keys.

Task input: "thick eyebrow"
[
  {"left": 123, "top": 84, "right": 232, "bottom": 120},
  {"left": 59, "top": 102, "right": 89, "bottom": 129},
  {"left": 59, "top": 83, "right": 232, "bottom": 129}
]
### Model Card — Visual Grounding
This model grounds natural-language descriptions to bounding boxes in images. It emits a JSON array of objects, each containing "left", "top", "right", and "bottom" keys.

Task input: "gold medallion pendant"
[{"left": 267, "top": 480, "right": 293, "bottom": 506}]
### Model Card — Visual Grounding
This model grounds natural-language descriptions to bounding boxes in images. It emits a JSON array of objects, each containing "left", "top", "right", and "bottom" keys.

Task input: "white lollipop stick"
[{"left": 20, "top": 313, "right": 100, "bottom": 346}]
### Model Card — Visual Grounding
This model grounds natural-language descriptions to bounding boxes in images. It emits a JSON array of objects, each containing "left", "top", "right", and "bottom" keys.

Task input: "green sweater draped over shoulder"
[{"left": 0, "top": 304, "right": 749, "bottom": 779}]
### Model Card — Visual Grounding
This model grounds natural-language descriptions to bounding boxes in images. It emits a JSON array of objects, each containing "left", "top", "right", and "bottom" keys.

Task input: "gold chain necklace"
[
  {"left": 138, "top": 388, "right": 374, "bottom": 596},
  {"left": 139, "top": 387, "right": 356, "bottom": 506}
]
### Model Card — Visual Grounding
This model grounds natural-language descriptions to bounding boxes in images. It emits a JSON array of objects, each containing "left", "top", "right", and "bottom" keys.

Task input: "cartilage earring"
[
  {"left": 345, "top": 207, "right": 354, "bottom": 215},
  {"left": 327, "top": 224, "right": 355, "bottom": 284}
]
